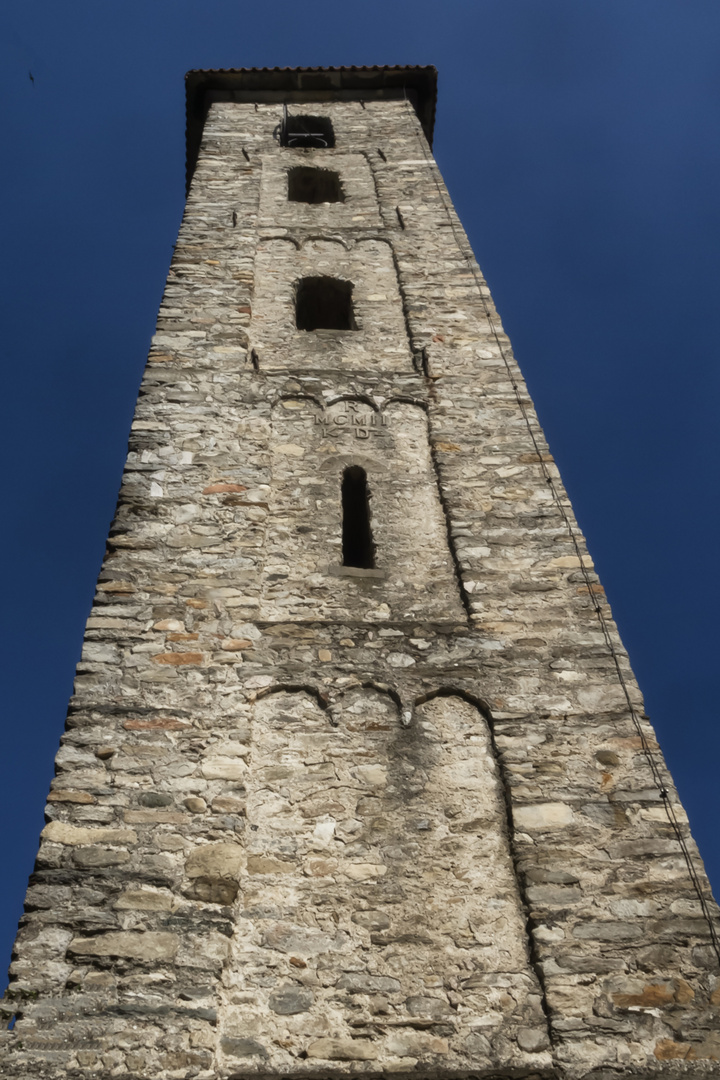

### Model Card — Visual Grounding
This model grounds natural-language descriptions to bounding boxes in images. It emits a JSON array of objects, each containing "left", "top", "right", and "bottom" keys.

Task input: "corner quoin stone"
[{"left": 68, "top": 932, "right": 179, "bottom": 961}]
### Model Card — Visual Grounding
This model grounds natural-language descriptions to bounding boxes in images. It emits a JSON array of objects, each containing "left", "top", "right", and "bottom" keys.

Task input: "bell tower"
[{"left": 2, "top": 65, "right": 719, "bottom": 1079}]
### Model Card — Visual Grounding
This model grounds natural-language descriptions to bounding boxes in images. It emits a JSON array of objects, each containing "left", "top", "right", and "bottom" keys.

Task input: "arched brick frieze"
[
  {"left": 272, "top": 391, "right": 325, "bottom": 411},
  {"left": 297, "top": 233, "right": 350, "bottom": 250},
  {"left": 354, "top": 233, "right": 395, "bottom": 250},
  {"left": 254, "top": 681, "right": 331, "bottom": 710},
  {"left": 258, "top": 232, "right": 302, "bottom": 249},
  {"left": 324, "top": 391, "right": 380, "bottom": 412}
]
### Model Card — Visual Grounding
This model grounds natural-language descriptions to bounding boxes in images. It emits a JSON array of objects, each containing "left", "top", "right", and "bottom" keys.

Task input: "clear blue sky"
[{"left": 1, "top": 0, "right": 719, "bottom": 986}]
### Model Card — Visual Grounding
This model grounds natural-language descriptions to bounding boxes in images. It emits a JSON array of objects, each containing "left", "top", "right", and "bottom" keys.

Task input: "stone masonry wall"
[{"left": 1, "top": 94, "right": 719, "bottom": 1080}]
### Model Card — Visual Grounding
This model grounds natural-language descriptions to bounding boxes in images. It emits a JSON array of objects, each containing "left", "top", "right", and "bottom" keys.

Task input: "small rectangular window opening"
[
  {"left": 281, "top": 114, "right": 335, "bottom": 149},
  {"left": 342, "top": 466, "right": 375, "bottom": 569},
  {"left": 296, "top": 277, "right": 357, "bottom": 331},
  {"left": 288, "top": 166, "right": 345, "bottom": 204}
]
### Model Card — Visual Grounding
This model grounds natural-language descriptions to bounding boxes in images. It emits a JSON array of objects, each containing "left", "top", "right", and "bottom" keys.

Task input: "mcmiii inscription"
[{"left": 314, "top": 408, "right": 389, "bottom": 438}]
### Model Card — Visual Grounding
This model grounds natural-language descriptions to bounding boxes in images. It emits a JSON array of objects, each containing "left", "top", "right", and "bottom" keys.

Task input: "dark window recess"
[
  {"left": 296, "top": 277, "right": 356, "bottom": 331},
  {"left": 281, "top": 112, "right": 335, "bottom": 149},
  {"left": 342, "top": 466, "right": 375, "bottom": 569},
  {"left": 288, "top": 166, "right": 344, "bottom": 204}
]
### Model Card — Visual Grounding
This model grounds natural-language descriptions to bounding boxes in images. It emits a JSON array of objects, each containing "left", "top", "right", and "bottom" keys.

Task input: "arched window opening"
[
  {"left": 281, "top": 113, "right": 335, "bottom": 149},
  {"left": 342, "top": 466, "right": 375, "bottom": 569},
  {"left": 296, "top": 277, "right": 356, "bottom": 331},
  {"left": 288, "top": 166, "right": 345, "bottom": 204}
]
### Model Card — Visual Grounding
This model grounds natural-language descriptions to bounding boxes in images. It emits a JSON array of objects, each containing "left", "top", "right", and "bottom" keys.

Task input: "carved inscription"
[{"left": 314, "top": 402, "right": 388, "bottom": 439}]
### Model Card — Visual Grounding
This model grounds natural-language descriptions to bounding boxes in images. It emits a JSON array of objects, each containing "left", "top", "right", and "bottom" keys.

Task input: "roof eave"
[{"left": 184, "top": 65, "right": 438, "bottom": 192}]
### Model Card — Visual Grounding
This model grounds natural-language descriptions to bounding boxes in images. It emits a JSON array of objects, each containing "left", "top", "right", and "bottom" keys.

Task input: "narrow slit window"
[
  {"left": 288, "top": 166, "right": 344, "bottom": 204},
  {"left": 281, "top": 114, "right": 335, "bottom": 149},
  {"left": 342, "top": 466, "right": 375, "bottom": 569},
  {"left": 296, "top": 277, "right": 356, "bottom": 331}
]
